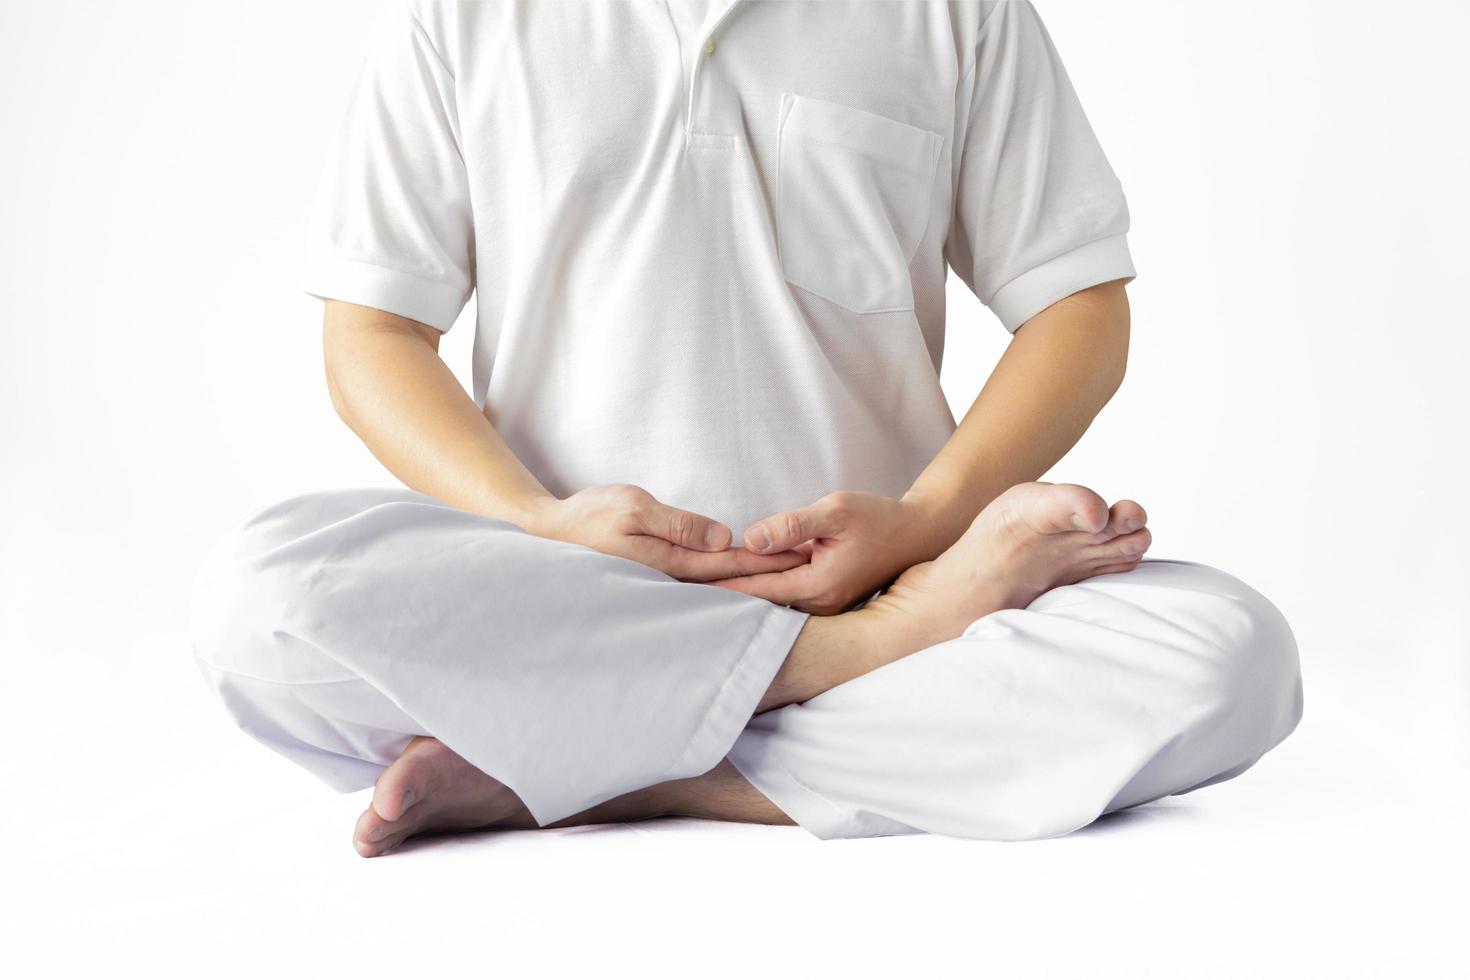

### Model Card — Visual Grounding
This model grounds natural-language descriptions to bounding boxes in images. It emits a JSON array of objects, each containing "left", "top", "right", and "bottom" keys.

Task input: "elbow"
[
  {"left": 1102, "top": 290, "right": 1130, "bottom": 399},
  {"left": 325, "top": 365, "right": 352, "bottom": 425},
  {"left": 1104, "top": 343, "right": 1128, "bottom": 400},
  {"left": 1087, "top": 314, "right": 1128, "bottom": 407},
  {"left": 321, "top": 331, "right": 358, "bottom": 430}
]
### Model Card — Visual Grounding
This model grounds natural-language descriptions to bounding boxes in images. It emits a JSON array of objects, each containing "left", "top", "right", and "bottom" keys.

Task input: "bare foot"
[
  {"left": 352, "top": 736, "right": 536, "bottom": 858},
  {"left": 353, "top": 483, "right": 1149, "bottom": 853},
  {"left": 864, "top": 482, "right": 1151, "bottom": 654}
]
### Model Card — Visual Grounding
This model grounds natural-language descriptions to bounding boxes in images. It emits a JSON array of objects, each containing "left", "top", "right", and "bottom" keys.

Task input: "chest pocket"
[{"left": 775, "top": 93, "right": 943, "bottom": 315}]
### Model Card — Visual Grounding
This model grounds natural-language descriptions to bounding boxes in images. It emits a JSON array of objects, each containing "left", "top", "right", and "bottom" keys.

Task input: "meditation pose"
[{"left": 192, "top": 0, "right": 1302, "bottom": 856}]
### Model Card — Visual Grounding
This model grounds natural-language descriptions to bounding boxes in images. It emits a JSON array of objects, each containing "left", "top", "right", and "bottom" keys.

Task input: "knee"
[
  {"left": 189, "top": 504, "right": 315, "bottom": 682},
  {"left": 1156, "top": 562, "right": 1304, "bottom": 755},
  {"left": 189, "top": 487, "right": 447, "bottom": 680}
]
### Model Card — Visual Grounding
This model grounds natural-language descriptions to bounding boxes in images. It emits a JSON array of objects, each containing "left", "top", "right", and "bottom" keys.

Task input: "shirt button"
[{"left": 704, "top": 36, "right": 716, "bottom": 55}]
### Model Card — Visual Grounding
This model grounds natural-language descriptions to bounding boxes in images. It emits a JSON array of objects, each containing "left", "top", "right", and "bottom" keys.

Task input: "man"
[{"left": 193, "top": 0, "right": 1302, "bottom": 857}]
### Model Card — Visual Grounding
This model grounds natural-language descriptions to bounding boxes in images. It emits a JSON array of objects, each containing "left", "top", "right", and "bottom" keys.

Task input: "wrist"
[{"left": 512, "top": 492, "right": 564, "bottom": 538}]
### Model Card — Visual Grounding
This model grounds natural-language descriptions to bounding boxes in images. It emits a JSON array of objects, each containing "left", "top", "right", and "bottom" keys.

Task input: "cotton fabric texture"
[
  {"left": 301, "top": 0, "right": 1136, "bottom": 537},
  {"left": 191, "top": 1, "right": 1304, "bottom": 840},
  {"left": 193, "top": 490, "right": 1303, "bottom": 838}
]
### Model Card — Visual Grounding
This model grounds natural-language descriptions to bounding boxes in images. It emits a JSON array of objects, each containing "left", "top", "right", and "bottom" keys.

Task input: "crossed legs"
[
  {"left": 193, "top": 481, "right": 1300, "bottom": 857},
  {"left": 351, "top": 481, "right": 1153, "bottom": 854}
]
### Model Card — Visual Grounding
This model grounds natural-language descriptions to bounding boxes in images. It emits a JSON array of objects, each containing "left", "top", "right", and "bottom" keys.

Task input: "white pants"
[{"left": 191, "top": 488, "right": 1303, "bottom": 840}]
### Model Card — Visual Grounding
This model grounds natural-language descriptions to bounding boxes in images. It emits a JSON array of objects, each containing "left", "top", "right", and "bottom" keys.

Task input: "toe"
[
  {"left": 1059, "top": 484, "right": 1110, "bottom": 534},
  {"left": 354, "top": 802, "right": 427, "bottom": 857},
  {"left": 354, "top": 834, "right": 403, "bottom": 859},
  {"left": 353, "top": 808, "right": 390, "bottom": 855},
  {"left": 1103, "top": 500, "right": 1148, "bottom": 538},
  {"left": 371, "top": 782, "right": 411, "bottom": 824},
  {"left": 1102, "top": 526, "right": 1152, "bottom": 560},
  {"left": 372, "top": 742, "right": 431, "bottom": 823},
  {"left": 354, "top": 805, "right": 396, "bottom": 847},
  {"left": 1012, "top": 482, "right": 1109, "bottom": 535}
]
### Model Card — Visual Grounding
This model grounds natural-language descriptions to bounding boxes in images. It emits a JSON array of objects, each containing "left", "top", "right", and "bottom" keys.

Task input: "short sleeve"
[
  {"left": 946, "top": 1, "right": 1135, "bottom": 332},
  {"left": 302, "top": 1, "right": 474, "bottom": 332}
]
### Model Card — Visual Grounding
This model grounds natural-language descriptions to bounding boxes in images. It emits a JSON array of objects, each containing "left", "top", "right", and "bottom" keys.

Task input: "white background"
[{"left": 2, "top": 2, "right": 1468, "bottom": 976}]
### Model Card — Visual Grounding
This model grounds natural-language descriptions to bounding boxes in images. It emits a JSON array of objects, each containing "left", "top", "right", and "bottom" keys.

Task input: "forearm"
[
  {"left": 903, "top": 279, "right": 1131, "bottom": 557},
  {"left": 323, "top": 300, "right": 554, "bottom": 528}
]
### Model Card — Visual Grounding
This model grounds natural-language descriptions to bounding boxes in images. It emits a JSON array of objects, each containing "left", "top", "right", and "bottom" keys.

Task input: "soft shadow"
[
  {"left": 1063, "top": 802, "right": 1201, "bottom": 840},
  {"left": 380, "top": 814, "right": 703, "bottom": 857}
]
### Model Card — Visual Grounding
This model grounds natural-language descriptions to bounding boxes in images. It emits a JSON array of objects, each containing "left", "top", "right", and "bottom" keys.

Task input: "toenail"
[
  {"left": 1124, "top": 519, "right": 1141, "bottom": 532},
  {"left": 365, "top": 825, "right": 388, "bottom": 843},
  {"left": 1070, "top": 513, "right": 1090, "bottom": 531},
  {"left": 400, "top": 789, "right": 416, "bottom": 811}
]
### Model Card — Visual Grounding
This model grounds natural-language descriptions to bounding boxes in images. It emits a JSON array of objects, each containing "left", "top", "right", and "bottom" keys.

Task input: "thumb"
[
  {"left": 745, "top": 502, "right": 841, "bottom": 554},
  {"left": 639, "top": 500, "right": 732, "bottom": 552}
]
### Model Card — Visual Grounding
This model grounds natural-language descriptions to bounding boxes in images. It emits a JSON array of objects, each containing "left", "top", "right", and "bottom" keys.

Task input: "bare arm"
[
  {"left": 323, "top": 302, "right": 555, "bottom": 525},
  {"left": 321, "top": 300, "right": 806, "bottom": 580},
  {"left": 323, "top": 300, "right": 553, "bottom": 525},
  {"left": 719, "top": 279, "right": 1131, "bottom": 613},
  {"left": 901, "top": 278, "right": 1131, "bottom": 555}
]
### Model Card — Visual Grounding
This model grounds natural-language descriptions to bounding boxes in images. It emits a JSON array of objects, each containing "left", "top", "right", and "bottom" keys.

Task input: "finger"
[
  {"left": 638, "top": 501, "right": 731, "bottom": 552},
  {"left": 708, "top": 566, "right": 822, "bottom": 606},
  {"left": 744, "top": 501, "right": 843, "bottom": 554},
  {"left": 670, "top": 547, "right": 809, "bottom": 583}
]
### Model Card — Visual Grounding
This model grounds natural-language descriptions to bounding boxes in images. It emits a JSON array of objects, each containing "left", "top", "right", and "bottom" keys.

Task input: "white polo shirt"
[{"left": 304, "top": 0, "right": 1135, "bottom": 535}]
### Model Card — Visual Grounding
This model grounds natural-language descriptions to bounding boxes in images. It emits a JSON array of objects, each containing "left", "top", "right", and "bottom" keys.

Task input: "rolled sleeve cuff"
[
  {"left": 302, "top": 253, "right": 470, "bottom": 332},
  {"left": 986, "top": 233, "right": 1136, "bottom": 332}
]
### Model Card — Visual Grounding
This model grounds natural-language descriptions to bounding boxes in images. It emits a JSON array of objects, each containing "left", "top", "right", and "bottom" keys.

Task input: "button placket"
[{"left": 684, "top": 1, "right": 741, "bottom": 139}]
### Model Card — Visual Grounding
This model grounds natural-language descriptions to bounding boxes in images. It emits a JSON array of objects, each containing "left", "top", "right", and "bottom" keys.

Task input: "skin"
[
  {"left": 322, "top": 302, "right": 807, "bottom": 582},
  {"left": 353, "top": 481, "right": 1151, "bottom": 855},
  {"left": 322, "top": 280, "right": 1144, "bottom": 856},
  {"left": 714, "top": 279, "right": 1132, "bottom": 613}
]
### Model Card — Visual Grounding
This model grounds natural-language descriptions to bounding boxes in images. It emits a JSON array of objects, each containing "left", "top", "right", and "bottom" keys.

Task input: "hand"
[
  {"left": 528, "top": 484, "right": 809, "bottom": 582},
  {"left": 710, "top": 491, "right": 945, "bottom": 615}
]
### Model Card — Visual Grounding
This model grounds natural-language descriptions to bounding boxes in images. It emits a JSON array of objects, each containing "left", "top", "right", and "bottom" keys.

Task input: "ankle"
[
  {"left": 758, "top": 611, "right": 894, "bottom": 711},
  {"left": 546, "top": 781, "right": 671, "bottom": 828},
  {"left": 859, "top": 578, "right": 958, "bottom": 656},
  {"left": 663, "top": 760, "right": 790, "bottom": 825}
]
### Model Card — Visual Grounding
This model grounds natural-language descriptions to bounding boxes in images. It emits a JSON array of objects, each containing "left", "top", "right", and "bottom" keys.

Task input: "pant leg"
[
  {"left": 190, "top": 488, "right": 808, "bottom": 825},
  {"left": 726, "top": 559, "right": 1303, "bottom": 840}
]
